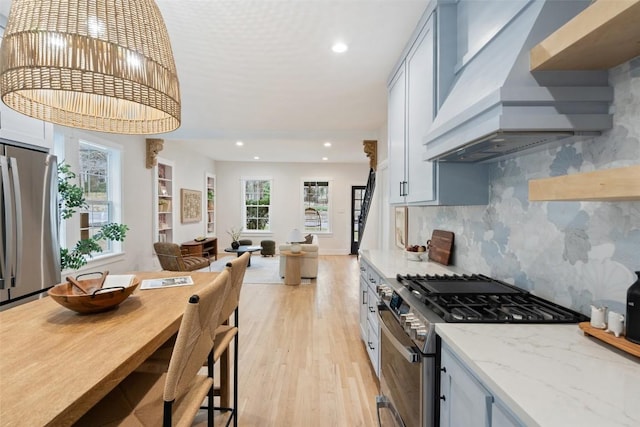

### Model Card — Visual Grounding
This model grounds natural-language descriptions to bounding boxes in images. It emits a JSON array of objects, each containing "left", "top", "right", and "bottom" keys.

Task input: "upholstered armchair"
[{"left": 153, "top": 242, "right": 211, "bottom": 271}]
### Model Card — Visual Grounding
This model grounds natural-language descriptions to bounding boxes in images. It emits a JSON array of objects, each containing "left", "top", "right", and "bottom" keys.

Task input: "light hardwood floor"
[{"left": 201, "top": 255, "right": 380, "bottom": 426}]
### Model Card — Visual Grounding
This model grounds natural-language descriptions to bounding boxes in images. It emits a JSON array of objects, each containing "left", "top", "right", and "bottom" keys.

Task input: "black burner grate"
[{"left": 396, "top": 273, "right": 588, "bottom": 323}]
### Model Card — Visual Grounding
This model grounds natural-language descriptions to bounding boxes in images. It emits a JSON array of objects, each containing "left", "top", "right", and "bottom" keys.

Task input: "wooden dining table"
[{"left": 0, "top": 271, "right": 226, "bottom": 427}]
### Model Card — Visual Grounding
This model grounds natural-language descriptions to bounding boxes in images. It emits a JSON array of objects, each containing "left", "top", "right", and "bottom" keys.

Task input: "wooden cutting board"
[
  {"left": 579, "top": 322, "right": 640, "bottom": 358},
  {"left": 427, "top": 230, "right": 454, "bottom": 265}
]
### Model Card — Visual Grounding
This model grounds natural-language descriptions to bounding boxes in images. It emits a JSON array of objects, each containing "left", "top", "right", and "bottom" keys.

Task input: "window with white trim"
[
  {"left": 242, "top": 178, "right": 271, "bottom": 232},
  {"left": 303, "top": 180, "right": 331, "bottom": 233},
  {"left": 78, "top": 140, "right": 122, "bottom": 255}
]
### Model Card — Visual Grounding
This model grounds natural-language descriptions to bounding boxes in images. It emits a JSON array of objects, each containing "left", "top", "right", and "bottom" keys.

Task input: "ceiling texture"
[{"left": 0, "top": 0, "right": 429, "bottom": 163}]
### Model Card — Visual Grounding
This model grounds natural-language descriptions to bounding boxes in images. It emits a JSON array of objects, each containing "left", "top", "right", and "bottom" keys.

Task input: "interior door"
[{"left": 351, "top": 185, "right": 365, "bottom": 254}]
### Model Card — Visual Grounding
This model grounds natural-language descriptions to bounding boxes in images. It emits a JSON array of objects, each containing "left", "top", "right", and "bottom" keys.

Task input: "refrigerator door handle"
[
  {"left": 8, "top": 157, "right": 22, "bottom": 286},
  {"left": 0, "top": 156, "right": 13, "bottom": 289},
  {"left": 45, "top": 155, "right": 60, "bottom": 273}
]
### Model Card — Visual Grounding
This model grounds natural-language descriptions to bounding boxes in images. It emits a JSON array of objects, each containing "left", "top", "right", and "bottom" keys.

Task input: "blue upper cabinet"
[
  {"left": 387, "top": 6, "right": 488, "bottom": 206},
  {"left": 388, "top": 13, "right": 437, "bottom": 205}
]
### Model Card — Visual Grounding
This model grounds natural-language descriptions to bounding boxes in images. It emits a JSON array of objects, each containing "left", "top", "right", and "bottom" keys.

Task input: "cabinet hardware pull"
[
  {"left": 441, "top": 367, "right": 447, "bottom": 373},
  {"left": 440, "top": 395, "right": 446, "bottom": 401}
]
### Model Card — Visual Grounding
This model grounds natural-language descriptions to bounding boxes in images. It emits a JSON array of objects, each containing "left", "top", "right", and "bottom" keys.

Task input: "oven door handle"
[
  {"left": 377, "top": 310, "right": 421, "bottom": 363},
  {"left": 376, "top": 395, "right": 406, "bottom": 427}
]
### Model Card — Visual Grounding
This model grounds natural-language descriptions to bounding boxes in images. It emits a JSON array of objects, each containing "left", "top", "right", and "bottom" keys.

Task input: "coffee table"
[{"left": 224, "top": 245, "right": 262, "bottom": 266}]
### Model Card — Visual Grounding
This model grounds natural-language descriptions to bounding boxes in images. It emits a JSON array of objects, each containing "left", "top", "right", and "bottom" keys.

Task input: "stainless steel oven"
[
  {"left": 375, "top": 272, "right": 589, "bottom": 427},
  {"left": 376, "top": 302, "right": 437, "bottom": 427}
]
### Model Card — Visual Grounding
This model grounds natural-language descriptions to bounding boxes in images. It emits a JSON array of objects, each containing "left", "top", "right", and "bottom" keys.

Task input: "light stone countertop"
[
  {"left": 360, "top": 249, "right": 466, "bottom": 279},
  {"left": 436, "top": 323, "right": 640, "bottom": 426},
  {"left": 360, "top": 249, "right": 640, "bottom": 426}
]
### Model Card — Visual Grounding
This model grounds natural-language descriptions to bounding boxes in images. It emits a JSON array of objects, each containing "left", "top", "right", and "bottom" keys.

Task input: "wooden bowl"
[{"left": 48, "top": 275, "right": 140, "bottom": 314}]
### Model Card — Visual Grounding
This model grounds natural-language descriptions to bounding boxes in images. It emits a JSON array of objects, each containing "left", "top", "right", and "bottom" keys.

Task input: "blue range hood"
[{"left": 424, "top": 0, "right": 613, "bottom": 162}]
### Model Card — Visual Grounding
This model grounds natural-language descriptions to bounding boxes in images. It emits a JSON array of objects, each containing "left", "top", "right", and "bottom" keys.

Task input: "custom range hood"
[{"left": 424, "top": 0, "right": 613, "bottom": 163}]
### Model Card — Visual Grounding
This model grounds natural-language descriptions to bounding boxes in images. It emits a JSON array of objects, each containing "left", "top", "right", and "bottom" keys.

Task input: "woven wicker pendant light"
[{"left": 0, "top": 0, "right": 180, "bottom": 134}]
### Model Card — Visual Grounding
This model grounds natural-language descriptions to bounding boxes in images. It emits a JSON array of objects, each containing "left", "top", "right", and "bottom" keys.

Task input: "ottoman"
[{"left": 260, "top": 240, "right": 276, "bottom": 257}]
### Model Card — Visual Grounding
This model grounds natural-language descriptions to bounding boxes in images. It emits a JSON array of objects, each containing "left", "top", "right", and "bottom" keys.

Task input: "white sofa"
[{"left": 279, "top": 234, "right": 319, "bottom": 279}]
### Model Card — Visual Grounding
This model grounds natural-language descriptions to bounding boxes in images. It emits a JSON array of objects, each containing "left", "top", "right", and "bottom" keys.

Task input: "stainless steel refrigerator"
[{"left": 0, "top": 140, "right": 60, "bottom": 310}]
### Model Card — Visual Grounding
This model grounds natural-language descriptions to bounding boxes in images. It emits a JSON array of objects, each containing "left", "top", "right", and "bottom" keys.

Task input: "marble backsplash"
[{"left": 412, "top": 59, "right": 640, "bottom": 316}]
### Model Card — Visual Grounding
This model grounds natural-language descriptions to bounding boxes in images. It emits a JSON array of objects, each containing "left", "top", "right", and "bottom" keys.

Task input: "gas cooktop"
[{"left": 396, "top": 273, "right": 588, "bottom": 323}]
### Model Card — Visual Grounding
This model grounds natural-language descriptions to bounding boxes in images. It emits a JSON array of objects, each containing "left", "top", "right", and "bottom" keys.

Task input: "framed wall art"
[
  {"left": 181, "top": 189, "right": 202, "bottom": 223},
  {"left": 394, "top": 206, "right": 408, "bottom": 249}
]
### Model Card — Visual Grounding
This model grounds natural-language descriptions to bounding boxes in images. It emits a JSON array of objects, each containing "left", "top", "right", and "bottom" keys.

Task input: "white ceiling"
[{"left": 1, "top": 0, "right": 429, "bottom": 163}]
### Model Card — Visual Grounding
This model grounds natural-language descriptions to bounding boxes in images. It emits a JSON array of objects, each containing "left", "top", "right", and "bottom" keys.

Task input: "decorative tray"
[{"left": 579, "top": 322, "right": 640, "bottom": 358}]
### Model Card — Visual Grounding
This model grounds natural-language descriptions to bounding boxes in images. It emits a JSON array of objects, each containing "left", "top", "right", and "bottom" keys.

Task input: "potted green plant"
[
  {"left": 227, "top": 226, "right": 242, "bottom": 249},
  {"left": 58, "top": 163, "right": 129, "bottom": 270}
]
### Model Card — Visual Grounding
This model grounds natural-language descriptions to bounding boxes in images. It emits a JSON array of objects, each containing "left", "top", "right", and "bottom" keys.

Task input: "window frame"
[
  {"left": 79, "top": 142, "right": 113, "bottom": 249},
  {"left": 241, "top": 176, "right": 272, "bottom": 234},
  {"left": 301, "top": 178, "right": 332, "bottom": 234},
  {"left": 55, "top": 133, "right": 124, "bottom": 272}
]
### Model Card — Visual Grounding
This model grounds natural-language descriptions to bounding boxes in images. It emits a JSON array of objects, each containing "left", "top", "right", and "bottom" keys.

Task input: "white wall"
[
  {"left": 214, "top": 161, "right": 369, "bottom": 255},
  {"left": 55, "top": 130, "right": 217, "bottom": 275},
  {"left": 155, "top": 141, "right": 217, "bottom": 245},
  {"left": 55, "top": 130, "right": 368, "bottom": 274},
  {"left": 55, "top": 127, "right": 155, "bottom": 274}
]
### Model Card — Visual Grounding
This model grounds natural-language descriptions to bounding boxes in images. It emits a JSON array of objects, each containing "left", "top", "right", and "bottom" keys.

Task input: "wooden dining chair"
[
  {"left": 134, "top": 253, "right": 249, "bottom": 426},
  {"left": 212, "top": 252, "right": 250, "bottom": 426},
  {"left": 75, "top": 269, "right": 232, "bottom": 427}
]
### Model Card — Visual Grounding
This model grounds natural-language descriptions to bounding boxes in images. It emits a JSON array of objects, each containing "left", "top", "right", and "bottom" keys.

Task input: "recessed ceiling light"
[
  {"left": 331, "top": 42, "right": 348, "bottom": 53},
  {"left": 322, "top": 157, "right": 328, "bottom": 161},
  {"left": 324, "top": 142, "right": 332, "bottom": 147},
  {"left": 236, "top": 141, "right": 244, "bottom": 146},
  {"left": 253, "top": 156, "right": 260, "bottom": 160}
]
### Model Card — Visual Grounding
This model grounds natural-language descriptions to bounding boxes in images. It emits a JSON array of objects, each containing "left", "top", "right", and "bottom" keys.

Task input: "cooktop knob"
[{"left": 400, "top": 313, "right": 414, "bottom": 324}]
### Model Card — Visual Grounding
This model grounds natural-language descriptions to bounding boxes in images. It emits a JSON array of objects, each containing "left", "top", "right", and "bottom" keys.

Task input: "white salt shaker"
[
  {"left": 590, "top": 305, "right": 607, "bottom": 329},
  {"left": 606, "top": 311, "right": 625, "bottom": 338}
]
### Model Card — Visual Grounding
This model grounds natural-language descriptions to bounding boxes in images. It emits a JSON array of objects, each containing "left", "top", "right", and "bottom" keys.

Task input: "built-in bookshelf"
[
  {"left": 205, "top": 173, "right": 216, "bottom": 236},
  {"left": 154, "top": 159, "right": 175, "bottom": 243}
]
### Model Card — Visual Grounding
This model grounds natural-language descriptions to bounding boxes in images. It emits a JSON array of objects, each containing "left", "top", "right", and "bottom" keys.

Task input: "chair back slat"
[
  {"left": 220, "top": 252, "right": 249, "bottom": 322},
  {"left": 163, "top": 269, "right": 231, "bottom": 402}
]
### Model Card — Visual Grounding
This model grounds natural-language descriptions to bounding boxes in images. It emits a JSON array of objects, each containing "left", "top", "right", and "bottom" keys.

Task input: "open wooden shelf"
[
  {"left": 529, "top": 165, "right": 640, "bottom": 201},
  {"left": 530, "top": 0, "right": 640, "bottom": 70},
  {"left": 579, "top": 322, "right": 640, "bottom": 358}
]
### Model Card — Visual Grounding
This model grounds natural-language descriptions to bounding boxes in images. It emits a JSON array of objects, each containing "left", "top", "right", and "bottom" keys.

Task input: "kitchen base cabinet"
[
  {"left": 491, "top": 402, "right": 522, "bottom": 427},
  {"left": 440, "top": 343, "right": 524, "bottom": 427},
  {"left": 359, "top": 271, "right": 368, "bottom": 341},
  {"left": 359, "top": 258, "right": 382, "bottom": 377}
]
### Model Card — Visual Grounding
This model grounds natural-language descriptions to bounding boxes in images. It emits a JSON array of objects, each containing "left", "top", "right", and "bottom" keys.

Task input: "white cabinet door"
[
  {"left": 387, "top": 66, "right": 407, "bottom": 205},
  {"left": 0, "top": 103, "right": 53, "bottom": 149},
  {"left": 0, "top": 28, "right": 53, "bottom": 149},
  {"left": 440, "top": 345, "right": 492, "bottom": 427},
  {"left": 366, "top": 318, "right": 380, "bottom": 377},
  {"left": 405, "top": 15, "right": 435, "bottom": 203},
  {"left": 492, "top": 402, "right": 524, "bottom": 427},
  {"left": 359, "top": 275, "right": 368, "bottom": 341}
]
